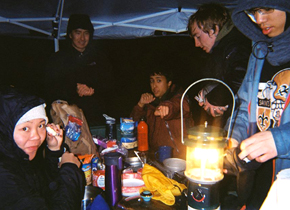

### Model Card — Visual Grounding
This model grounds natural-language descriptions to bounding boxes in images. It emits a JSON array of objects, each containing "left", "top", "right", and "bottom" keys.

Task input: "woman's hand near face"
[
  {"left": 138, "top": 93, "right": 155, "bottom": 108},
  {"left": 154, "top": 105, "right": 169, "bottom": 119},
  {"left": 59, "top": 152, "right": 81, "bottom": 168},
  {"left": 46, "top": 124, "right": 63, "bottom": 151}
]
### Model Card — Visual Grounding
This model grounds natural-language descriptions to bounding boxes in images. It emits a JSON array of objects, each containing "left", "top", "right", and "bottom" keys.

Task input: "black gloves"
[{"left": 224, "top": 146, "right": 261, "bottom": 207}]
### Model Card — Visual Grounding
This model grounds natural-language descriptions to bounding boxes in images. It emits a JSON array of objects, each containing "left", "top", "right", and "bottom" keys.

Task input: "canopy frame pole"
[
  {"left": 53, "top": 0, "right": 65, "bottom": 52},
  {"left": 0, "top": 16, "right": 53, "bottom": 35}
]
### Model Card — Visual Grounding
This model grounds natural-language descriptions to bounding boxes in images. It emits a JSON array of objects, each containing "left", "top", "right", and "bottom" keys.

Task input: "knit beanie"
[
  {"left": 66, "top": 14, "right": 94, "bottom": 36},
  {"left": 16, "top": 104, "right": 48, "bottom": 126}
]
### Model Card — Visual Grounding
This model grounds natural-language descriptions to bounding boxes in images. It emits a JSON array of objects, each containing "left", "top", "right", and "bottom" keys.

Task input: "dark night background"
[{"left": 0, "top": 35, "right": 207, "bottom": 125}]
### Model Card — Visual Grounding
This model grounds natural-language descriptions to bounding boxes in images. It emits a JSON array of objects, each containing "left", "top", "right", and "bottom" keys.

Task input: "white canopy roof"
[{"left": 0, "top": 0, "right": 237, "bottom": 40}]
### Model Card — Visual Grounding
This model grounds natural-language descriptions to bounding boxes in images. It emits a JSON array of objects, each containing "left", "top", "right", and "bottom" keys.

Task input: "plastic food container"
[
  {"left": 163, "top": 158, "right": 186, "bottom": 173},
  {"left": 122, "top": 173, "right": 145, "bottom": 197},
  {"left": 140, "top": 190, "right": 153, "bottom": 202}
]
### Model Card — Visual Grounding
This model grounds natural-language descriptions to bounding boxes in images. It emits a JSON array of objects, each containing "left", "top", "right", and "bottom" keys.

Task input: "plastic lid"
[
  {"left": 106, "top": 119, "right": 115, "bottom": 124},
  {"left": 103, "top": 114, "right": 116, "bottom": 124},
  {"left": 104, "top": 152, "right": 122, "bottom": 166}
]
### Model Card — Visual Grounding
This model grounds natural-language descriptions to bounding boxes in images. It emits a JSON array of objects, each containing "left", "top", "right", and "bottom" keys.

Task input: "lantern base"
[
  {"left": 188, "top": 205, "right": 220, "bottom": 210},
  {"left": 187, "top": 180, "right": 220, "bottom": 210}
]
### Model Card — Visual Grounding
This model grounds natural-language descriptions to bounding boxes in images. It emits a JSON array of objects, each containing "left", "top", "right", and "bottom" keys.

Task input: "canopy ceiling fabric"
[{"left": 0, "top": 0, "right": 237, "bottom": 40}]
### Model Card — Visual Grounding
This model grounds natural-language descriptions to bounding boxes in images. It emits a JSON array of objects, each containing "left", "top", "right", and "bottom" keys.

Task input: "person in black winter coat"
[
  {"left": 0, "top": 86, "right": 85, "bottom": 209},
  {"left": 45, "top": 14, "right": 114, "bottom": 126},
  {"left": 187, "top": 3, "right": 252, "bottom": 209},
  {"left": 187, "top": 3, "right": 251, "bottom": 128}
]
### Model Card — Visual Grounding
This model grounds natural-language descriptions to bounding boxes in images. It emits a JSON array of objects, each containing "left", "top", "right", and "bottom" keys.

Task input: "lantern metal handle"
[{"left": 180, "top": 78, "right": 235, "bottom": 144}]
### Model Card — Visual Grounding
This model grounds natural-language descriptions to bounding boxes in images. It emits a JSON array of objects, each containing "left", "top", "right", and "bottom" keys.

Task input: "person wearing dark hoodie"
[
  {"left": 187, "top": 3, "right": 251, "bottom": 128},
  {"left": 224, "top": 0, "right": 290, "bottom": 209},
  {"left": 130, "top": 66, "right": 193, "bottom": 160},
  {"left": 0, "top": 86, "right": 85, "bottom": 209},
  {"left": 44, "top": 14, "right": 114, "bottom": 126}
]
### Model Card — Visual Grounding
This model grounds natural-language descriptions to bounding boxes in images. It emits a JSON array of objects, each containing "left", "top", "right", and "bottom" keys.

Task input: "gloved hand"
[
  {"left": 224, "top": 146, "right": 261, "bottom": 206},
  {"left": 224, "top": 146, "right": 261, "bottom": 175}
]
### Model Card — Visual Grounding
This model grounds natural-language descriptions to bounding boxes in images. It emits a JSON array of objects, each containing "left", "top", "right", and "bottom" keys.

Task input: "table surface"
[
  {"left": 115, "top": 195, "right": 186, "bottom": 210},
  {"left": 115, "top": 149, "right": 188, "bottom": 209}
]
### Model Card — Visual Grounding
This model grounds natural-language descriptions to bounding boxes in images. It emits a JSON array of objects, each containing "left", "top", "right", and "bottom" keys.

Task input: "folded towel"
[{"left": 140, "top": 164, "right": 187, "bottom": 206}]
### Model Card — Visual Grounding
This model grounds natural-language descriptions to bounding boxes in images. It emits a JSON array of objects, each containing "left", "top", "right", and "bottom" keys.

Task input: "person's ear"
[
  {"left": 209, "top": 25, "right": 219, "bottom": 37},
  {"left": 168, "top": 81, "right": 172, "bottom": 88},
  {"left": 69, "top": 33, "right": 72, "bottom": 39}
]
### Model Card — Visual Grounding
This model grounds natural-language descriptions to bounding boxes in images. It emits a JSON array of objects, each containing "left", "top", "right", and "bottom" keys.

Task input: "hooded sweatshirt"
[
  {"left": 200, "top": 19, "right": 251, "bottom": 128},
  {"left": 227, "top": 1, "right": 290, "bottom": 208},
  {"left": 0, "top": 86, "right": 85, "bottom": 209},
  {"left": 232, "top": 0, "right": 290, "bottom": 66}
]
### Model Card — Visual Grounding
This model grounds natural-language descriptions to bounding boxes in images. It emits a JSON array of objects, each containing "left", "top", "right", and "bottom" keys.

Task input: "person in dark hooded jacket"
[
  {"left": 223, "top": 0, "right": 290, "bottom": 209},
  {"left": 0, "top": 86, "right": 85, "bottom": 209},
  {"left": 187, "top": 3, "right": 251, "bottom": 128},
  {"left": 44, "top": 14, "right": 114, "bottom": 126}
]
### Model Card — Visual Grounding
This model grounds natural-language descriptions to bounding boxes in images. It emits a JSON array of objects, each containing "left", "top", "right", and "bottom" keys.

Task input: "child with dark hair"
[{"left": 130, "top": 67, "right": 193, "bottom": 159}]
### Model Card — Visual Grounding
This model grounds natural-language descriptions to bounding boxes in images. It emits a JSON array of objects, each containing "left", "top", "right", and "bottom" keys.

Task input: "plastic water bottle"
[
  {"left": 103, "top": 114, "right": 116, "bottom": 140},
  {"left": 137, "top": 118, "right": 148, "bottom": 151}
]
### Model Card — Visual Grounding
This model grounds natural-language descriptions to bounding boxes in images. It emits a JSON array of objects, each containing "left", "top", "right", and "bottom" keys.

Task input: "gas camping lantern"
[
  {"left": 180, "top": 78, "right": 235, "bottom": 210},
  {"left": 184, "top": 122, "right": 226, "bottom": 209}
]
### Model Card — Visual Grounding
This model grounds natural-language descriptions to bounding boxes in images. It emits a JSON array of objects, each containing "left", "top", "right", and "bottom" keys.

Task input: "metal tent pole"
[{"left": 53, "top": 0, "right": 65, "bottom": 52}]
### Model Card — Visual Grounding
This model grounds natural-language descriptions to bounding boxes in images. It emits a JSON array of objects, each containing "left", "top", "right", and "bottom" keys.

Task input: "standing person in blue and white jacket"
[{"left": 225, "top": 0, "right": 290, "bottom": 209}]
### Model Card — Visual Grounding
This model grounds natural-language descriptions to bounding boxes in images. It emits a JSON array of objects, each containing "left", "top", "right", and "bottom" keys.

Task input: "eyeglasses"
[{"left": 245, "top": 7, "right": 274, "bottom": 23}]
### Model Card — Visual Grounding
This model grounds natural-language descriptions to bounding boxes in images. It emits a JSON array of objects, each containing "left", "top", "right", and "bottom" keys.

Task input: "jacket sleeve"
[
  {"left": 43, "top": 145, "right": 65, "bottom": 181},
  {"left": 226, "top": 97, "right": 249, "bottom": 143},
  {"left": 130, "top": 104, "right": 147, "bottom": 122},
  {"left": 271, "top": 122, "right": 290, "bottom": 158},
  {"left": 44, "top": 146, "right": 85, "bottom": 210},
  {"left": 160, "top": 93, "right": 191, "bottom": 121},
  {"left": 47, "top": 163, "right": 86, "bottom": 210},
  {"left": 225, "top": 60, "right": 255, "bottom": 142}
]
